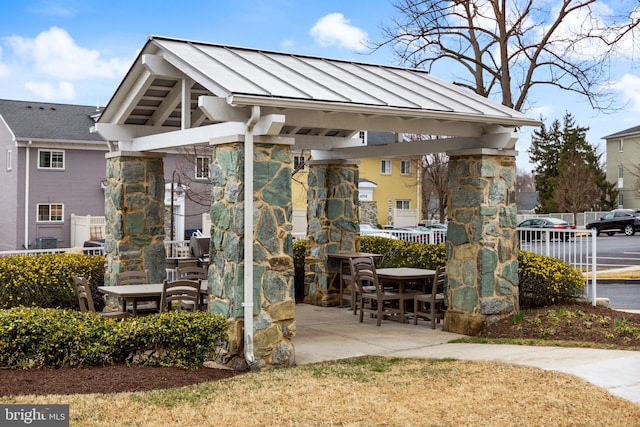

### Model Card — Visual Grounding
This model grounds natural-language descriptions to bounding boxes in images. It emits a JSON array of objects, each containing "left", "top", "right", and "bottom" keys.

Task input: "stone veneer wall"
[
  {"left": 208, "top": 142, "right": 295, "bottom": 369},
  {"left": 104, "top": 152, "right": 166, "bottom": 287},
  {"left": 359, "top": 201, "right": 378, "bottom": 226},
  {"left": 304, "top": 160, "right": 360, "bottom": 306},
  {"left": 445, "top": 154, "right": 519, "bottom": 335}
]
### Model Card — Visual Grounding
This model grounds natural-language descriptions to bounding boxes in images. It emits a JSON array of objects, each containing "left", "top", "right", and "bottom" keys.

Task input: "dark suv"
[{"left": 586, "top": 209, "right": 640, "bottom": 236}]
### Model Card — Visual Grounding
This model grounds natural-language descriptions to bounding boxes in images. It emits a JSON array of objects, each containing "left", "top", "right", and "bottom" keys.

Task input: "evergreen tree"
[{"left": 528, "top": 112, "right": 615, "bottom": 213}]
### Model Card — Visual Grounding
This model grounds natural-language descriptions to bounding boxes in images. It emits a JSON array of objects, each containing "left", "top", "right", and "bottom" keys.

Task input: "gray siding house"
[
  {"left": 603, "top": 125, "right": 640, "bottom": 210},
  {"left": 0, "top": 99, "right": 210, "bottom": 251}
]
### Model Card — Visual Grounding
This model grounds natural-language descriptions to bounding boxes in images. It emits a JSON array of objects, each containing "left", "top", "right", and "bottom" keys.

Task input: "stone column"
[
  {"left": 207, "top": 142, "right": 295, "bottom": 369},
  {"left": 445, "top": 152, "right": 519, "bottom": 335},
  {"left": 304, "top": 160, "right": 360, "bottom": 306},
  {"left": 104, "top": 152, "right": 166, "bottom": 287}
]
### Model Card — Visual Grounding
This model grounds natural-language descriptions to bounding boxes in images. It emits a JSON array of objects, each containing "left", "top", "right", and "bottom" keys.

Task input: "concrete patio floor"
[{"left": 292, "top": 303, "right": 640, "bottom": 406}]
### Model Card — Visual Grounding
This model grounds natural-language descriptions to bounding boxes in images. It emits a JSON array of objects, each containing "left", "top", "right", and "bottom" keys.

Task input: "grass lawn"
[{"left": 2, "top": 356, "right": 639, "bottom": 426}]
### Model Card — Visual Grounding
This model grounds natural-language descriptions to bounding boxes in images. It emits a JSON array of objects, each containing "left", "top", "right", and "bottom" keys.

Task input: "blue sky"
[{"left": 1, "top": 0, "right": 638, "bottom": 172}]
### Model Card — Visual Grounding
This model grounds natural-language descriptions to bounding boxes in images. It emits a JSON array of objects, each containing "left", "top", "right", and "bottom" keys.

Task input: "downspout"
[
  {"left": 243, "top": 105, "right": 260, "bottom": 366},
  {"left": 24, "top": 140, "right": 31, "bottom": 250}
]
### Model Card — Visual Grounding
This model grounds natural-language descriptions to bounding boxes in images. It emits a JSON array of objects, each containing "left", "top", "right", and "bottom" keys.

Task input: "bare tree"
[
  {"left": 174, "top": 146, "right": 214, "bottom": 208},
  {"left": 516, "top": 169, "right": 536, "bottom": 192},
  {"left": 376, "top": 0, "right": 640, "bottom": 112},
  {"left": 422, "top": 153, "right": 449, "bottom": 222},
  {"left": 553, "top": 153, "right": 601, "bottom": 224}
]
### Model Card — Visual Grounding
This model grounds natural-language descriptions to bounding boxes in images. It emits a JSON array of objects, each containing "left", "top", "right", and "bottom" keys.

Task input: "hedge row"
[
  {"left": 0, "top": 253, "right": 105, "bottom": 310},
  {"left": 0, "top": 307, "right": 228, "bottom": 369}
]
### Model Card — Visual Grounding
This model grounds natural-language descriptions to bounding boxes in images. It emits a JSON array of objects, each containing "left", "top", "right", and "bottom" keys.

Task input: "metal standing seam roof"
[
  {"left": 99, "top": 35, "right": 539, "bottom": 134},
  {"left": 0, "top": 99, "right": 105, "bottom": 142},
  {"left": 151, "top": 36, "right": 537, "bottom": 126}
]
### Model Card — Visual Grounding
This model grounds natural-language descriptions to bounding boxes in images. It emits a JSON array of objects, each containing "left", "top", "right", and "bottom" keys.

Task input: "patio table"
[
  {"left": 375, "top": 268, "right": 436, "bottom": 323},
  {"left": 98, "top": 280, "right": 208, "bottom": 316}
]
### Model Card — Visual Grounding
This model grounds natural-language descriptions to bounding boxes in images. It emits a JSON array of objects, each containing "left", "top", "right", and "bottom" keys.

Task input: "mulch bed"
[
  {"left": 0, "top": 365, "right": 242, "bottom": 396},
  {"left": 482, "top": 303, "right": 640, "bottom": 348}
]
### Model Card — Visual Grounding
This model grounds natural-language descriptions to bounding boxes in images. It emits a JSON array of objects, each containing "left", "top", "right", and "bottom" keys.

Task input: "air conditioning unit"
[{"left": 36, "top": 237, "right": 57, "bottom": 249}]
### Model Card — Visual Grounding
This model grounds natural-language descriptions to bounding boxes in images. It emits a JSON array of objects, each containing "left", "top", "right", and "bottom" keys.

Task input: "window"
[
  {"left": 38, "top": 149, "right": 64, "bottom": 169},
  {"left": 380, "top": 159, "right": 391, "bottom": 174},
  {"left": 37, "top": 203, "right": 63, "bottom": 222},
  {"left": 293, "top": 155, "right": 306, "bottom": 171},
  {"left": 619, "top": 139, "right": 624, "bottom": 152},
  {"left": 195, "top": 156, "right": 210, "bottom": 179},
  {"left": 400, "top": 160, "right": 411, "bottom": 175},
  {"left": 618, "top": 165, "right": 624, "bottom": 179},
  {"left": 618, "top": 193, "right": 624, "bottom": 207},
  {"left": 396, "top": 200, "right": 411, "bottom": 209},
  {"left": 6, "top": 149, "right": 11, "bottom": 171}
]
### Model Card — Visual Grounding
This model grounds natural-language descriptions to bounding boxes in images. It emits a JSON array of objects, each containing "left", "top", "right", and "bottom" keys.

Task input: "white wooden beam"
[
  {"left": 198, "top": 96, "right": 250, "bottom": 122},
  {"left": 142, "top": 54, "right": 183, "bottom": 78},
  {"left": 259, "top": 107, "right": 484, "bottom": 137},
  {"left": 91, "top": 123, "right": 165, "bottom": 141},
  {"left": 253, "top": 114, "right": 285, "bottom": 136},
  {"left": 292, "top": 135, "right": 365, "bottom": 151},
  {"left": 181, "top": 78, "right": 192, "bottom": 130},
  {"left": 119, "top": 121, "right": 246, "bottom": 151},
  {"left": 110, "top": 69, "right": 154, "bottom": 124},
  {"left": 148, "top": 83, "right": 181, "bottom": 126},
  {"left": 310, "top": 126, "right": 519, "bottom": 160}
]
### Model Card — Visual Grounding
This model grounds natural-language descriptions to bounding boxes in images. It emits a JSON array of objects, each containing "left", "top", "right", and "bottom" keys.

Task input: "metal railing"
[
  {"left": 360, "top": 228, "right": 447, "bottom": 244},
  {"left": 0, "top": 246, "right": 105, "bottom": 257},
  {"left": 517, "top": 227, "right": 597, "bottom": 305}
]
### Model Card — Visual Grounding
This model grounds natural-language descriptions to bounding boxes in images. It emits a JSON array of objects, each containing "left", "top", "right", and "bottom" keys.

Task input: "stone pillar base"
[{"left": 445, "top": 310, "right": 485, "bottom": 336}]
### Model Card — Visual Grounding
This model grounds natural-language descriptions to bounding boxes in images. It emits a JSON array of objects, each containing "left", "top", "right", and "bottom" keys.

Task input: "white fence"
[
  {"left": 0, "top": 246, "right": 105, "bottom": 257},
  {"left": 70, "top": 214, "right": 106, "bottom": 247},
  {"left": 360, "top": 228, "right": 447, "bottom": 244},
  {"left": 518, "top": 227, "right": 597, "bottom": 305}
]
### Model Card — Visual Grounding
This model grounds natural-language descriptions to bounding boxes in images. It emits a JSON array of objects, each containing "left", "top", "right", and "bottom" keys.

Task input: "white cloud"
[
  {"left": 310, "top": 13, "right": 368, "bottom": 52},
  {"left": 24, "top": 81, "right": 76, "bottom": 101},
  {"left": 5, "top": 26, "right": 130, "bottom": 80},
  {"left": 609, "top": 73, "right": 640, "bottom": 112},
  {"left": 0, "top": 47, "right": 9, "bottom": 77},
  {"left": 281, "top": 39, "right": 295, "bottom": 50}
]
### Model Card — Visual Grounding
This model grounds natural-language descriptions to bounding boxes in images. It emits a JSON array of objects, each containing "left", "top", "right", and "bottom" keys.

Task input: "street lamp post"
[{"left": 170, "top": 170, "right": 184, "bottom": 242}]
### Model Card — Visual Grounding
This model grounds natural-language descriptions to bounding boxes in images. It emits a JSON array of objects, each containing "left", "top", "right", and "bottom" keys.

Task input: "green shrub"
[
  {"left": 518, "top": 250, "right": 586, "bottom": 308},
  {"left": 0, "top": 307, "right": 228, "bottom": 369},
  {"left": 359, "top": 236, "right": 446, "bottom": 269},
  {"left": 0, "top": 253, "right": 105, "bottom": 310}
]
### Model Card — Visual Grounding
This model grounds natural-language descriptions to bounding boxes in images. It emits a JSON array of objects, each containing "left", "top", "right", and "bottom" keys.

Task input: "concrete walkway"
[{"left": 292, "top": 303, "right": 640, "bottom": 406}]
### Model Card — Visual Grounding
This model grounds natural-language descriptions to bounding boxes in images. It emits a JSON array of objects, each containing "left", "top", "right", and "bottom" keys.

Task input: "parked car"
[
  {"left": 586, "top": 209, "right": 640, "bottom": 236},
  {"left": 359, "top": 223, "right": 398, "bottom": 239},
  {"left": 517, "top": 217, "right": 576, "bottom": 242},
  {"left": 391, "top": 227, "right": 429, "bottom": 243},
  {"left": 413, "top": 224, "right": 447, "bottom": 244}
]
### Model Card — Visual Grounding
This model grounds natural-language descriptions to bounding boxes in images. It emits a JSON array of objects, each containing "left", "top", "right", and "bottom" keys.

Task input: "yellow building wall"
[
  {"left": 290, "top": 155, "right": 420, "bottom": 230},
  {"left": 358, "top": 157, "right": 420, "bottom": 227}
]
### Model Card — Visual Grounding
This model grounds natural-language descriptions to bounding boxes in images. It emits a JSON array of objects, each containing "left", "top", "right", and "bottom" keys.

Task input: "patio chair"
[
  {"left": 115, "top": 269, "right": 159, "bottom": 314},
  {"left": 349, "top": 257, "right": 403, "bottom": 326},
  {"left": 176, "top": 265, "right": 208, "bottom": 310},
  {"left": 412, "top": 266, "right": 446, "bottom": 329},
  {"left": 73, "top": 276, "right": 131, "bottom": 319},
  {"left": 115, "top": 270, "right": 150, "bottom": 285},
  {"left": 159, "top": 279, "right": 201, "bottom": 313}
]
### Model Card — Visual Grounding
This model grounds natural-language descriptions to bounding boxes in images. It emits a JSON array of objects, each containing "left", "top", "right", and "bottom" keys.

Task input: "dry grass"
[
  {"left": 3, "top": 357, "right": 640, "bottom": 426},
  {"left": 594, "top": 268, "right": 640, "bottom": 280}
]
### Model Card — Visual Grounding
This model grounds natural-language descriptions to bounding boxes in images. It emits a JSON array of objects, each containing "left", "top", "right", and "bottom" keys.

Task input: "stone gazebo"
[{"left": 94, "top": 36, "right": 539, "bottom": 368}]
